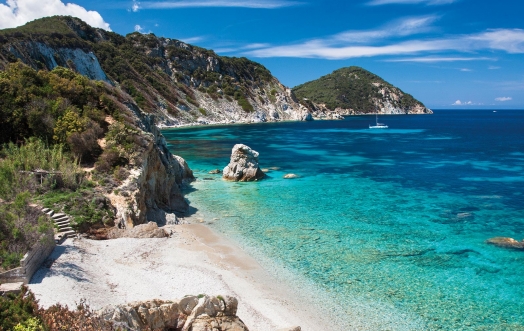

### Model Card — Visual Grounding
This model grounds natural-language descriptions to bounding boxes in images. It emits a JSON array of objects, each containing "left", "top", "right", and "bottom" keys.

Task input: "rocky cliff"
[{"left": 0, "top": 16, "right": 312, "bottom": 128}]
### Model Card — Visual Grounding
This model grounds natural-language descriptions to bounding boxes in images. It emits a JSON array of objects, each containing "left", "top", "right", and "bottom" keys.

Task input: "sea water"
[{"left": 162, "top": 109, "right": 524, "bottom": 331}]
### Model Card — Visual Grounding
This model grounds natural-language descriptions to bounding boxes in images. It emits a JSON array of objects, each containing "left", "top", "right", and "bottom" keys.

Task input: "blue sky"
[{"left": 1, "top": 0, "right": 524, "bottom": 109}]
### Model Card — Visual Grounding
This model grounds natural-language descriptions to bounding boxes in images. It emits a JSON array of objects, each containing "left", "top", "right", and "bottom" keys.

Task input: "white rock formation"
[{"left": 223, "top": 144, "right": 265, "bottom": 182}]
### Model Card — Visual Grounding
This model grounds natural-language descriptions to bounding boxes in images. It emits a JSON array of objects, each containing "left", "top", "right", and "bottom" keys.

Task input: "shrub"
[
  {"left": 0, "top": 287, "right": 39, "bottom": 331},
  {"left": 185, "top": 96, "right": 199, "bottom": 107},
  {"left": 0, "top": 194, "right": 53, "bottom": 270},
  {"left": 237, "top": 98, "right": 254, "bottom": 112}
]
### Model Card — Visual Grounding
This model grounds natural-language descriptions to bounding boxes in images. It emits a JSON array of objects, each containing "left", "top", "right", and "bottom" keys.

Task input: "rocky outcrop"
[
  {"left": 98, "top": 295, "right": 248, "bottom": 331},
  {"left": 108, "top": 222, "right": 168, "bottom": 239},
  {"left": 223, "top": 144, "right": 265, "bottom": 182},
  {"left": 107, "top": 114, "right": 194, "bottom": 229},
  {"left": 486, "top": 237, "right": 524, "bottom": 250}
]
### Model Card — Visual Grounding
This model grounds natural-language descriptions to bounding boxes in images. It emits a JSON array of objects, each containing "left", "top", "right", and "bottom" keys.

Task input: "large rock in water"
[{"left": 223, "top": 144, "right": 265, "bottom": 182}]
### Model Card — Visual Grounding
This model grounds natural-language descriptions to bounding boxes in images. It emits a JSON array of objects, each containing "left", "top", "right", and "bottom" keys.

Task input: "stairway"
[{"left": 41, "top": 208, "right": 76, "bottom": 244}]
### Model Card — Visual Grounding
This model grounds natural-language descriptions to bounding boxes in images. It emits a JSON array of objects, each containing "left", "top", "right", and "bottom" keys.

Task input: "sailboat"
[{"left": 369, "top": 113, "right": 388, "bottom": 129}]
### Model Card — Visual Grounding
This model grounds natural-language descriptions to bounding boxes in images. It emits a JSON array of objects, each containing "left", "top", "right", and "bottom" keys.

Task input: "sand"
[{"left": 28, "top": 223, "right": 328, "bottom": 331}]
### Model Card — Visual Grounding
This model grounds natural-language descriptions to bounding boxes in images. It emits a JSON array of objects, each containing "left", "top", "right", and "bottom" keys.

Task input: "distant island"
[{"left": 293, "top": 66, "right": 432, "bottom": 116}]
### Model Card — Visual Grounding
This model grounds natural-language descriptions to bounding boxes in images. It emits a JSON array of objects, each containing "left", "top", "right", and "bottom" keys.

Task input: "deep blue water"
[{"left": 163, "top": 110, "right": 524, "bottom": 330}]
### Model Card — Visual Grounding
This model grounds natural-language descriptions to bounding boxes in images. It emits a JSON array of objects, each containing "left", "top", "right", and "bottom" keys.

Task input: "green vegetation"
[
  {"left": 232, "top": 90, "right": 254, "bottom": 112},
  {"left": 0, "top": 191, "right": 53, "bottom": 270},
  {"left": 0, "top": 287, "right": 41, "bottom": 331},
  {"left": 293, "top": 66, "right": 423, "bottom": 113},
  {"left": 0, "top": 287, "right": 114, "bottom": 331},
  {"left": 0, "top": 61, "right": 145, "bottom": 237}
]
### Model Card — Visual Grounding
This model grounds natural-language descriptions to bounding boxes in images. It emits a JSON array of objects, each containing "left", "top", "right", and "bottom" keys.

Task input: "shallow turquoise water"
[{"left": 163, "top": 110, "right": 524, "bottom": 330}]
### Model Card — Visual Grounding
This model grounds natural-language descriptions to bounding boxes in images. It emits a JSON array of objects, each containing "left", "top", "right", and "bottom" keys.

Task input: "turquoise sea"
[{"left": 163, "top": 109, "right": 524, "bottom": 331}]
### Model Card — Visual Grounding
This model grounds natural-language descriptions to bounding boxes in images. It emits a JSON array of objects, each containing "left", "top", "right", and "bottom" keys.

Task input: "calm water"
[{"left": 163, "top": 110, "right": 524, "bottom": 331}]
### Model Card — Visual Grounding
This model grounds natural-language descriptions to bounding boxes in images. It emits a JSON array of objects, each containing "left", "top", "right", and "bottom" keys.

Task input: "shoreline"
[
  {"left": 27, "top": 221, "right": 328, "bottom": 331},
  {"left": 157, "top": 112, "right": 433, "bottom": 129}
]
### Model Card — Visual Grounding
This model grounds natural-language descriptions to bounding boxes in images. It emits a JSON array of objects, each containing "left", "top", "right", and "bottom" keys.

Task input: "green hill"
[{"left": 293, "top": 66, "right": 430, "bottom": 114}]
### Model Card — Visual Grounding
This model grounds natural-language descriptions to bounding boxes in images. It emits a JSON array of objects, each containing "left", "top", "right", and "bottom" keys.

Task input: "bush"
[
  {"left": 0, "top": 285, "right": 114, "bottom": 331},
  {"left": 185, "top": 95, "right": 199, "bottom": 107},
  {"left": 0, "top": 193, "right": 53, "bottom": 270},
  {"left": 0, "top": 287, "right": 39, "bottom": 331},
  {"left": 237, "top": 98, "right": 254, "bottom": 112},
  {"left": 40, "top": 189, "right": 115, "bottom": 232},
  {"left": 0, "top": 139, "right": 83, "bottom": 200}
]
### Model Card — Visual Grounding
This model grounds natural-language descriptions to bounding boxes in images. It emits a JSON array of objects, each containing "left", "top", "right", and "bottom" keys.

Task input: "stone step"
[
  {"left": 58, "top": 225, "right": 73, "bottom": 232},
  {"left": 54, "top": 220, "right": 70, "bottom": 226},
  {"left": 60, "top": 230, "right": 76, "bottom": 238},
  {"left": 45, "top": 210, "right": 54, "bottom": 217},
  {"left": 53, "top": 216, "right": 69, "bottom": 223},
  {"left": 0, "top": 282, "right": 24, "bottom": 296},
  {"left": 52, "top": 213, "right": 66, "bottom": 220},
  {"left": 41, "top": 208, "right": 51, "bottom": 213}
]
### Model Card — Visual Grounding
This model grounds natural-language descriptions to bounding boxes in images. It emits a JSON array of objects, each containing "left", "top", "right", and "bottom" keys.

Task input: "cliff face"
[
  {"left": 104, "top": 105, "right": 194, "bottom": 229},
  {"left": 5, "top": 41, "right": 110, "bottom": 82}
]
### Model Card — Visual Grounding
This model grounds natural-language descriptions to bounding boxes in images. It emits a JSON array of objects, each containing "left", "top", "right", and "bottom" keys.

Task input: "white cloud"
[
  {"left": 333, "top": 16, "right": 438, "bottom": 43},
  {"left": 138, "top": 0, "right": 302, "bottom": 9},
  {"left": 452, "top": 100, "right": 474, "bottom": 105},
  {"left": 180, "top": 36, "right": 205, "bottom": 44},
  {"left": 387, "top": 56, "right": 495, "bottom": 62},
  {"left": 468, "top": 29, "right": 524, "bottom": 53},
  {"left": 495, "top": 97, "right": 512, "bottom": 102},
  {"left": 132, "top": 0, "right": 140, "bottom": 12},
  {"left": 460, "top": 68, "right": 472, "bottom": 72},
  {"left": 134, "top": 24, "right": 143, "bottom": 33},
  {"left": 367, "top": 0, "right": 456, "bottom": 5},
  {"left": 0, "top": 0, "right": 110, "bottom": 30},
  {"left": 243, "top": 18, "right": 524, "bottom": 60},
  {"left": 488, "top": 65, "right": 501, "bottom": 69}
]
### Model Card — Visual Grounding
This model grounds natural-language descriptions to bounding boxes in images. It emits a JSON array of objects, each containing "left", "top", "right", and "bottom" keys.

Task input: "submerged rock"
[
  {"left": 223, "top": 144, "right": 265, "bottom": 182},
  {"left": 209, "top": 169, "right": 222, "bottom": 174},
  {"left": 486, "top": 237, "right": 524, "bottom": 250},
  {"left": 283, "top": 174, "right": 299, "bottom": 179}
]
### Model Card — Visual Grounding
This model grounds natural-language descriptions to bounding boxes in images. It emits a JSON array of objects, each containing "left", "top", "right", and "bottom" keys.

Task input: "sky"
[{"left": 1, "top": 0, "right": 524, "bottom": 109}]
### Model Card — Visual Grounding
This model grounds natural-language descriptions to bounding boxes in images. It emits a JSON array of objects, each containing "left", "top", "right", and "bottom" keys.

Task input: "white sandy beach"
[{"left": 27, "top": 223, "right": 329, "bottom": 331}]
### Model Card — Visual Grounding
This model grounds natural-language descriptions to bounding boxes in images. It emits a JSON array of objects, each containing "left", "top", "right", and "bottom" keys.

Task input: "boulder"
[
  {"left": 283, "top": 174, "right": 299, "bottom": 179},
  {"left": 99, "top": 295, "right": 247, "bottom": 331},
  {"left": 486, "top": 237, "right": 524, "bottom": 250},
  {"left": 223, "top": 144, "right": 265, "bottom": 182},
  {"left": 209, "top": 169, "right": 222, "bottom": 174},
  {"left": 108, "top": 222, "right": 167, "bottom": 239}
]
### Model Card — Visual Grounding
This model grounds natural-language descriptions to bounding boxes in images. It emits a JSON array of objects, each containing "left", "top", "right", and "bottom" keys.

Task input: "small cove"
[{"left": 163, "top": 109, "right": 524, "bottom": 330}]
